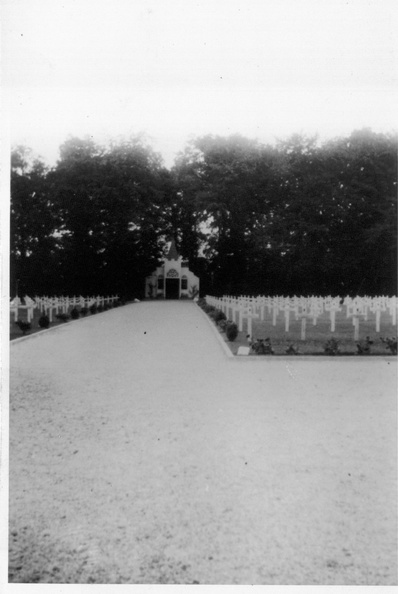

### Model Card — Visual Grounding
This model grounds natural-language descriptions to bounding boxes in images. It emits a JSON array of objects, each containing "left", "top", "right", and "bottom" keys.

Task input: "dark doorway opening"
[{"left": 166, "top": 278, "right": 180, "bottom": 299}]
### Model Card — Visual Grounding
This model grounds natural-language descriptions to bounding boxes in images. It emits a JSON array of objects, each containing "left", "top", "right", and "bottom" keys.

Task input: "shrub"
[
  {"left": 89, "top": 303, "right": 98, "bottom": 315},
  {"left": 97, "top": 304, "right": 104, "bottom": 313},
  {"left": 15, "top": 320, "right": 31, "bottom": 335},
  {"left": 226, "top": 322, "right": 238, "bottom": 342},
  {"left": 380, "top": 337, "right": 397, "bottom": 355},
  {"left": 189, "top": 285, "right": 199, "bottom": 299},
  {"left": 55, "top": 313, "right": 70, "bottom": 322},
  {"left": 80, "top": 307, "right": 88, "bottom": 317},
  {"left": 70, "top": 308, "right": 80, "bottom": 320},
  {"left": 251, "top": 338, "right": 274, "bottom": 355},
  {"left": 218, "top": 319, "right": 228, "bottom": 332},
  {"left": 286, "top": 343, "right": 299, "bottom": 355},
  {"left": 214, "top": 309, "right": 226, "bottom": 323},
  {"left": 38, "top": 315, "right": 50, "bottom": 329},
  {"left": 197, "top": 298, "right": 207, "bottom": 308},
  {"left": 356, "top": 336, "right": 373, "bottom": 355},
  {"left": 324, "top": 338, "right": 340, "bottom": 355},
  {"left": 147, "top": 282, "right": 156, "bottom": 299}
]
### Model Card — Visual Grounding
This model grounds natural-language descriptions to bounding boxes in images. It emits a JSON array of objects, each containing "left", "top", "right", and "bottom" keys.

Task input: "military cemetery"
[
  {"left": 4, "top": 0, "right": 397, "bottom": 588},
  {"left": 7, "top": 126, "right": 397, "bottom": 588},
  {"left": 7, "top": 129, "right": 397, "bottom": 586},
  {"left": 203, "top": 294, "right": 397, "bottom": 354}
]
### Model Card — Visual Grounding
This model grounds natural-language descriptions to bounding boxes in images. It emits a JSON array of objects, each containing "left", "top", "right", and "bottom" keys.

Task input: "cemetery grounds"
[
  {"left": 203, "top": 296, "right": 397, "bottom": 356},
  {"left": 225, "top": 309, "right": 396, "bottom": 356}
]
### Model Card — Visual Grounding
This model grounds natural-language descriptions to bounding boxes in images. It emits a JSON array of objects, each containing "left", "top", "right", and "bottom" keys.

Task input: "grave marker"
[{"left": 237, "top": 346, "right": 250, "bottom": 356}]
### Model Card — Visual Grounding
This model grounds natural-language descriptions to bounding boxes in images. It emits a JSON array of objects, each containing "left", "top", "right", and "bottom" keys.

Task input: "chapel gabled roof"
[{"left": 165, "top": 237, "right": 179, "bottom": 260}]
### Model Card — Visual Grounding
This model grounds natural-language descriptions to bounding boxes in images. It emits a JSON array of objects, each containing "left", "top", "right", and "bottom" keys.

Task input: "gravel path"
[{"left": 9, "top": 301, "right": 397, "bottom": 584}]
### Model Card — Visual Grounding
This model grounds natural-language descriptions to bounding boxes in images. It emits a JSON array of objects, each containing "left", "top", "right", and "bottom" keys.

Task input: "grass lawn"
[{"left": 211, "top": 307, "right": 397, "bottom": 356}]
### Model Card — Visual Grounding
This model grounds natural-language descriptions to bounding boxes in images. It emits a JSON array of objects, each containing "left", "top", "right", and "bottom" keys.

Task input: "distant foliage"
[
  {"left": 175, "top": 129, "right": 397, "bottom": 296},
  {"left": 10, "top": 129, "right": 397, "bottom": 298}
]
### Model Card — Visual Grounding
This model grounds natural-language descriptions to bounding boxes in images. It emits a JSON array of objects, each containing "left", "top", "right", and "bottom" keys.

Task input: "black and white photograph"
[{"left": 1, "top": 0, "right": 397, "bottom": 589}]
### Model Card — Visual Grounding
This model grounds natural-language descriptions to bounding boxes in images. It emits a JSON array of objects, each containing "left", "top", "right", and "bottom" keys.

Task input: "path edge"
[{"left": 196, "top": 304, "right": 234, "bottom": 359}]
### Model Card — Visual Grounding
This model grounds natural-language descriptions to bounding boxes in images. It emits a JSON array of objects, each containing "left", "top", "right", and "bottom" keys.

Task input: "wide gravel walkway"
[{"left": 9, "top": 301, "right": 397, "bottom": 584}]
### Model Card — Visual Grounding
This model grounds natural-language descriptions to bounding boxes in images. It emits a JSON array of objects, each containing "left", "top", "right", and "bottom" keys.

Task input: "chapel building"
[{"left": 145, "top": 238, "right": 200, "bottom": 299}]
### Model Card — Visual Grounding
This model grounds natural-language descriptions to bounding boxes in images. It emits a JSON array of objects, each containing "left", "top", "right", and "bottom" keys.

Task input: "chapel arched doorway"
[
  {"left": 165, "top": 278, "right": 180, "bottom": 299},
  {"left": 165, "top": 268, "right": 180, "bottom": 299}
]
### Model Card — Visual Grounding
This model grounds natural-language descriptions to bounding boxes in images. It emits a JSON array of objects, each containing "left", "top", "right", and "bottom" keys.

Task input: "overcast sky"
[{"left": 3, "top": 0, "right": 397, "bottom": 167}]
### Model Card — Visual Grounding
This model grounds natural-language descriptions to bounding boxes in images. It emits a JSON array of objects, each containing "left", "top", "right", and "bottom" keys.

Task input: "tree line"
[{"left": 10, "top": 129, "right": 397, "bottom": 298}]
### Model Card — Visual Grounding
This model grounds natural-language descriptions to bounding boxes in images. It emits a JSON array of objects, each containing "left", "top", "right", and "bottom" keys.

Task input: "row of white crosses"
[
  {"left": 207, "top": 295, "right": 335, "bottom": 340},
  {"left": 343, "top": 295, "right": 397, "bottom": 340},
  {"left": 35, "top": 295, "right": 119, "bottom": 321},
  {"left": 10, "top": 296, "right": 37, "bottom": 323},
  {"left": 10, "top": 295, "right": 119, "bottom": 323},
  {"left": 207, "top": 296, "right": 261, "bottom": 338},
  {"left": 206, "top": 294, "right": 397, "bottom": 340}
]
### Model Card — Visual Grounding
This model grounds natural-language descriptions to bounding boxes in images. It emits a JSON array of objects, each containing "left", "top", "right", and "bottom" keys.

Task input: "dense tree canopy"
[
  {"left": 173, "top": 130, "right": 397, "bottom": 296},
  {"left": 10, "top": 129, "right": 397, "bottom": 298},
  {"left": 10, "top": 147, "right": 61, "bottom": 297}
]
